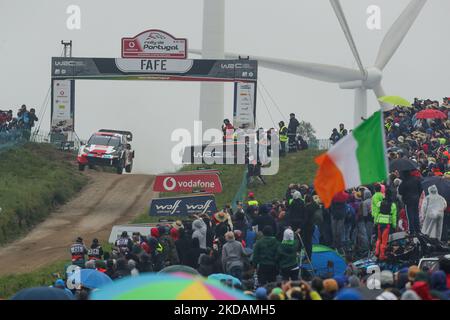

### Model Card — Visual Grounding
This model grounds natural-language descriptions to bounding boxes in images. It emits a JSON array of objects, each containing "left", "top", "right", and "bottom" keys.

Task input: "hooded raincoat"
[
  {"left": 421, "top": 185, "right": 447, "bottom": 239},
  {"left": 192, "top": 218, "right": 207, "bottom": 249}
]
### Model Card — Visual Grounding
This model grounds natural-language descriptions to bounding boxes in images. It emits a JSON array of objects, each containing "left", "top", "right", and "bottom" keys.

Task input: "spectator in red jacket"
[
  {"left": 222, "top": 119, "right": 235, "bottom": 142},
  {"left": 0, "top": 111, "right": 7, "bottom": 124}
]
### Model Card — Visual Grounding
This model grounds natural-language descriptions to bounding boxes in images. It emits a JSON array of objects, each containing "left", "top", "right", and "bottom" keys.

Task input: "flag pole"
[{"left": 379, "top": 108, "right": 390, "bottom": 186}]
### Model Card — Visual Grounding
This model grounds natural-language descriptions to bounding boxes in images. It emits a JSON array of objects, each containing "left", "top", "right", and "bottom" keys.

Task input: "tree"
[{"left": 297, "top": 121, "right": 317, "bottom": 141}]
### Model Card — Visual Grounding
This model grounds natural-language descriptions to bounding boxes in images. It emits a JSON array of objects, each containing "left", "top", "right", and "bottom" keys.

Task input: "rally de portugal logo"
[{"left": 163, "top": 177, "right": 177, "bottom": 191}]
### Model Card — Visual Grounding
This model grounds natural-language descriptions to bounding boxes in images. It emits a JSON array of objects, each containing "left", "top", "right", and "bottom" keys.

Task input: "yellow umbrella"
[{"left": 378, "top": 96, "right": 411, "bottom": 107}]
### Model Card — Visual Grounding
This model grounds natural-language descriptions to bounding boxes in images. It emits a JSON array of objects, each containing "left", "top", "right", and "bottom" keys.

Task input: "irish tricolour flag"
[{"left": 314, "top": 111, "right": 388, "bottom": 208}]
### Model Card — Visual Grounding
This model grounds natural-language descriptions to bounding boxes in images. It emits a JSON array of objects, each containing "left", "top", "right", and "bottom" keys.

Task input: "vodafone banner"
[{"left": 153, "top": 173, "right": 222, "bottom": 193}]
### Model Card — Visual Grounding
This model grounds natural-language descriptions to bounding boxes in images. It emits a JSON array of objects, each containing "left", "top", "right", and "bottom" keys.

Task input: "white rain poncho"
[{"left": 420, "top": 185, "right": 447, "bottom": 239}]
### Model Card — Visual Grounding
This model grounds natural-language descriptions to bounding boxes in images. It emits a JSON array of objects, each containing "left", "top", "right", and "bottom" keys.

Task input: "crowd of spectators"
[
  {"left": 11, "top": 97, "right": 450, "bottom": 300},
  {"left": 321, "top": 98, "right": 450, "bottom": 252},
  {"left": 60, "top": 187, "right": 450, "bottom": 300},
  {"left": 329, "top": 123, "right": 348, "bottom": 145},
  {"left": 62, "top": 169, "right": 449, "bottom": 301},
  {"left": 0, "top": 104, "right": 38, "bottom": 132},
  {"left": 0, "top": 104, "right": 38, "bottom": 143},
  {"left": 385, "top": 97, "right": 450, "bottom": 176}
]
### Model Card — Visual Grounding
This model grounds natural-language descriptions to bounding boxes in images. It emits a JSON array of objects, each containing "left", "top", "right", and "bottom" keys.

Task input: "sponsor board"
[
  {"left": 122, "top": 29, "right": 187, "bottom": 59},
  {"left": 153, "top": 173, "right": 222, "bottom": 193},
  {"left": 149, "top": 194, "right": 217, "bottom": 216},
  {"left": 234, "top": 82, "right": 257, "bottom": 129},
  {"left": 182, "top": 141, "right": 248, "bottom": 164},
  {"left": 51, "top": 79, "right": 74, "bottom": 134}
]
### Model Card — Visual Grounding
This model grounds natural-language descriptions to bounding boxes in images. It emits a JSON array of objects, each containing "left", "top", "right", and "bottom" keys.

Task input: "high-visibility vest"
[
  {"left": 375, "top": 202, "right": 397, "bottom": 227},
  {"left": 279, "top": 126, "right": 288, "bottom": 142},
  {"left": 248, "top": 200, "right": 259, "bottom": 207},
  {"left": 385, "top": 123, "right": 392, "bottom": 131}
]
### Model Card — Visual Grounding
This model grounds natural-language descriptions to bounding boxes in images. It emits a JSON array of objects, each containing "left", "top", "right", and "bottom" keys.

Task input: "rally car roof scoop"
[{"left": 98, "top": 129, "right": 133, "bottom": 141}]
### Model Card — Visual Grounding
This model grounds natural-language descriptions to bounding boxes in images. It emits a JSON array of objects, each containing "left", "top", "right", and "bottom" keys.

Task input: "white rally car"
[{"left": 77, "top": 129, "right": 135, "bottom": 174}]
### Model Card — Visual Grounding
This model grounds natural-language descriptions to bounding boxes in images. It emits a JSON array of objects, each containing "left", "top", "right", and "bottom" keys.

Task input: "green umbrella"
[{"left": 378, "top": 96, "right": 411, "bottom": 107}]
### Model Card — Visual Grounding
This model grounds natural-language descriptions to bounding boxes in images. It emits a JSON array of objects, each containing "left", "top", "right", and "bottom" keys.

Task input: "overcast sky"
[{"left": 1, "top": 0, "right": 449, "bottom": 174}]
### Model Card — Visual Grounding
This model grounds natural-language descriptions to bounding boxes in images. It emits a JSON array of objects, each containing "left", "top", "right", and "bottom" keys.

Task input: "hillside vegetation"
[
  {"left": 246, "top": 149, "right": 323, "bottom": 203},
  {"left": 0, "top": 143, "right": 88, "bottom": 244}
]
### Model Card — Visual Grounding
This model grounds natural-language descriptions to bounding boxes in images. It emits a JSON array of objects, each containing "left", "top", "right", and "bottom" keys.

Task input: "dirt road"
[{"left": 0, "top": 171, "right": 155, "bottom": 276}]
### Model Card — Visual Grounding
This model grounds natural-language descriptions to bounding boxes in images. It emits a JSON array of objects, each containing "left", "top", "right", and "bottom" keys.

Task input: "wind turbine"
[
  {"left": 192, "top": 0, "right": 428, "bottom": 127},
  {"left": 198, "top": 0, "right": 225, "bottom": 132}
]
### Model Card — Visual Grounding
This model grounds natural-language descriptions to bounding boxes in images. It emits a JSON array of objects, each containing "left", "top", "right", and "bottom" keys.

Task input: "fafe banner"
[
  {"left": 233, "top": 82, "right": 257, "bottom": 129},
  {"left": 51, "top": 57, "right": 257, "bottom": 82},
  {"left": 51, "top": 79, "right": 75, "bottom": 134},
  {"left": 149, "top": 194, "right": 217, "bottom": 216}
]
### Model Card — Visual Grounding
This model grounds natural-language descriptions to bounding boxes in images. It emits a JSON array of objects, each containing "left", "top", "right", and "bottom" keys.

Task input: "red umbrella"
[{"left": 416, "top": 109, "right": 447, "bottom": 119}]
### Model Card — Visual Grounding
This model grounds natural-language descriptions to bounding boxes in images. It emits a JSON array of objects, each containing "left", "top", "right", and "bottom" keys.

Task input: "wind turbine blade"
[
  {"left": 373, "top": 84, "right": 392, "bottom": 111},
  {"left": 188, "top": 49, "right": 364, "bottom": 83},
  {"left": 374, "top": 0, "right": 427, "bottom": 70},
  {"left": 373, "top": 84, "right": 386, "bottom": 99},
  {"left": 329, "top": 0, "right": 366, "bottom": 79}
]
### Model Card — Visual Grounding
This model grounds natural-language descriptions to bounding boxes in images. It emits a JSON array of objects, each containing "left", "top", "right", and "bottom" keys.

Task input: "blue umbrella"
[
  {"left": 68, "top": 269, "right": 112, "bottom": 289},
  {"left": 11, "top": 287, "right": 74, "bottom": 300},
  {"left": 208, "top": 273, "right": 242, "bottom": 286}
]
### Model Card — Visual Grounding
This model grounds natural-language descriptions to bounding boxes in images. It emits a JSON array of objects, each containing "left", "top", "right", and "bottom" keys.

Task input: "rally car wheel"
[
  {"left": 78, "top": 164, "right": 85, "bottom": 171},
  {"left": 116, "top": 158, "right": 124, "bottom": 174},
  {"left": 125, "top": 162, "right": 133, "bottom": 173}
]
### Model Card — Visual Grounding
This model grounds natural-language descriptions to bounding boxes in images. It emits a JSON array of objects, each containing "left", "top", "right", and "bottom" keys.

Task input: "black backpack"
[{"left": 379, "top": 199, "right": 392, "bottom": 215}]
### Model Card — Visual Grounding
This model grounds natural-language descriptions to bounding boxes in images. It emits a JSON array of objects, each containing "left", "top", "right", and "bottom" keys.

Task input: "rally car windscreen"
[{"left": 88, "top": 135, "right": 121, "bottom": 147}]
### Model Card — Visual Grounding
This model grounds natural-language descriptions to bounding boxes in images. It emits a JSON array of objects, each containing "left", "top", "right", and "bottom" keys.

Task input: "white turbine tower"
[
  {"left": 193, "top": 0, "right": 427, "bottom": 127},
  {"left": 199, "top": 0, "right": 225, "bottom": 131}
]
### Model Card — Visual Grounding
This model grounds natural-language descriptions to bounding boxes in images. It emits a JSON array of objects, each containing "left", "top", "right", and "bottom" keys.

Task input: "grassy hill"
[
  {"left": 0, "top": 242, "right": 114, "bottom": 299},
  {"left": 0, "top": 260, "right": 68, "bottom": 299},
  {"left": 245, "top": 149, "right": 323, "bottom": 203},
  {"left": 0, "top": 143, "right": 88, "bottom": 244}
]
